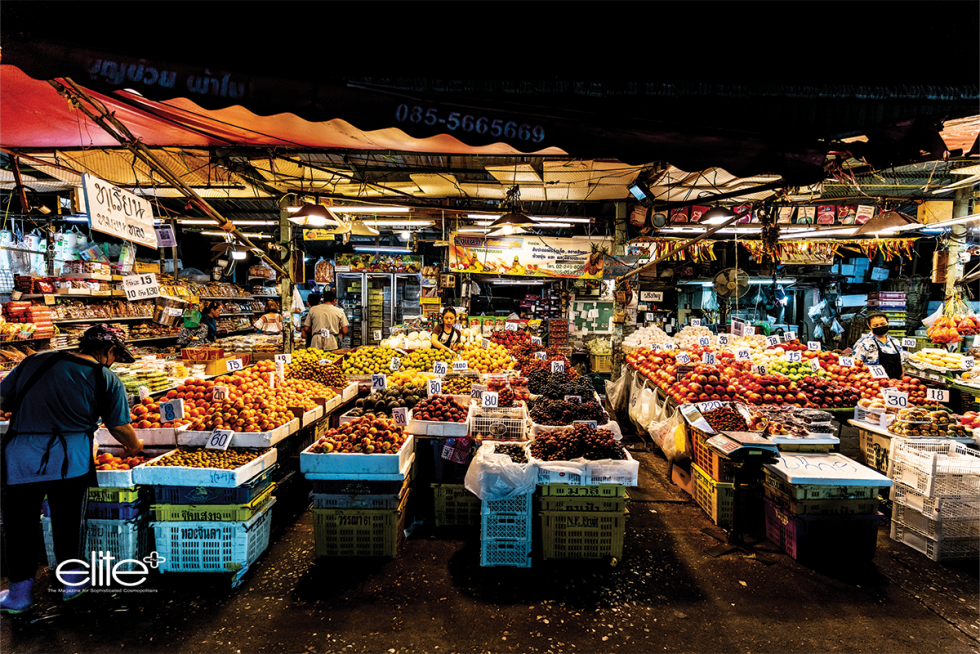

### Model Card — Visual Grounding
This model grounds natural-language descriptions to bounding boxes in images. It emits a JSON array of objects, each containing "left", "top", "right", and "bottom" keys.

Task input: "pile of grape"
[
  {"left": 493, "top": 442, "right": 528, "bottom": 463},
  {"left": 530, "top": 423, "right": 626, "bottom": 461},
  {"left": 529, "top": 399, "right": 608, "bottom": 426}
]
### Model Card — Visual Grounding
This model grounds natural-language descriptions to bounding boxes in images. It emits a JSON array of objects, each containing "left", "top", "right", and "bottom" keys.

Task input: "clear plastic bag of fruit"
[{"left": 464, "top": 441, "right": 537, "bottom": 502}]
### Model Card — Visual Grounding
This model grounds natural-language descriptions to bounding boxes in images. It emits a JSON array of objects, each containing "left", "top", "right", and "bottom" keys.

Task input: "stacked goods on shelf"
[
  {"left": 367, "top": 288, "right": 386, "bottom": 344},
  {"left": 530, "top": 425, "right": 634, "bottom": 560},
  {"left": 889, "top": 440, "right": 980, "bottom": 561},
  {"left": 867, "top": 292, "right": 907, "bottom": 337},
  {"left": 1, "top": 302, "right": 53, "bottom": 341},
  {"left": 481, "top": 442, "right": 534, "bottom": 567},
  {"left": 762, "top": 453, "right": 890, "bottom": 562},
  {"left": 549, "top": 318, "right": 568, "bottom": 348},
  {"left": 138, "top": 447, "right": 278, "bottom": 586},
  {"left": 301, "top": 415, "right": 414, "bottom": 557}
]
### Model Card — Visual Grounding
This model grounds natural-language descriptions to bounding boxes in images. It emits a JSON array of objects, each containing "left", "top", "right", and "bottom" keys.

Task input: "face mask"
[{"left": 872, "top": 325, "right": 889, "bottom": 336}]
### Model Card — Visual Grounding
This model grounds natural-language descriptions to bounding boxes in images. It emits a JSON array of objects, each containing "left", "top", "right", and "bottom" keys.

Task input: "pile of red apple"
[
  {"left": 491, "top": 330, "right": 531, "bottom": 348},
  {"left": 797, "top": 375, "right": 859, "bottom": 409},
  {"left": 413, "top": 396, "right": 469, "bottom": 423},
  {"left": 311, "top": 415, "right": 406, "bottom": 454}
]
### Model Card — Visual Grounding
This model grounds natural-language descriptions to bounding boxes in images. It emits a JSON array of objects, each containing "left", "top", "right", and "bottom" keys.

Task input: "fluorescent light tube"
[
  {"left": 352, "top": 246, "right": 412, "bottom": 253},
  {"left": 291, "top": 205, "right": 411, "bottom": 213},
  {"left": 199, "top": 231, "right": 272, "bottom": 239},
  {"left": 179, "top": 219, "right": 277, "bottom": 226}
]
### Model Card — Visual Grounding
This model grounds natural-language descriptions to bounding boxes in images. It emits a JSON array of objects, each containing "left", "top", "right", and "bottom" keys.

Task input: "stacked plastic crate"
[
  {"left": 762, "top": 452, "right": 890, "bottom": 562},
  {"left": 889, "top": 440, "right": 980, "bottom": 561},
  {"left": 136, "top": 447, "right": 278, "bottom": 587},
  {"left": 867, "top": 291, "right": 907, "bottom": 338}
]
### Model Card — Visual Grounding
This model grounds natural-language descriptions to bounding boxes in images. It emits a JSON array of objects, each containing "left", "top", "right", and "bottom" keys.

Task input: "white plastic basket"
[
  {"left": 892, "top": 504, "right": 980, "bottom": 540},
  {"left": 42, "top": 515, "right": 150, "bottom": 572},
  {"left": 890, "top": 485, "right": 980, "bottom": 521},
  {"left": 889, "top": 439, "right": 980, "bottom": 497},
  {"left": 890, "top": 521, "right": 979, "bottom": 561},
  {"left": 470, "top": 404, "right": 528, "bottom": 441}
]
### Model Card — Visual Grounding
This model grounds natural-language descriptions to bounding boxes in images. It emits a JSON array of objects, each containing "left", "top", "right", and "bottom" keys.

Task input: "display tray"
[
  {"left": 406, "top": 404, "right": 471, "bottom": 437},
  {"left": 95, "top": 447, "right": 174, "bottom": 488},
  {"left": 132, "top": 447, "right": 277, "bottom": 488},
  {"left": 302, "top": 406, "right": 325, "bottom": 428},
  {"left": 178, "top": 424, "right": 289, "bottom": 448},
  {"left": 303, "top": 452, "right": 415, "bottom": 482},
  {"left": 300, "top": 435, "right": 414, "bottom": 476},
  {"left": 96, "top": 426, "right": 183, "bottom": 447}
]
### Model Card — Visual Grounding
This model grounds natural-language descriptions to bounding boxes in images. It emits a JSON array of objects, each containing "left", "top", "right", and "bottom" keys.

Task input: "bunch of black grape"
[
  {"left": 527, "top": 369, "right": 552, "bottom": 394},
  {"left": 530, "top": 424, "right": 626, "bottom": 461},
  {"left": 493, "top": 442, "right": 528, "bottom": 464},
  {"left": 529, "top": 399, "right": 608, "bottom": 426},
  {"left": 558, "top": 375, "right": 595, "bottom": 399}
]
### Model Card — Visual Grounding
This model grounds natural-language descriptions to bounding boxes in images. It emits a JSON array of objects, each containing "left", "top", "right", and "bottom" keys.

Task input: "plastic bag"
[
  {"left": 636, "top": 383, "right": 657, "bottom": 431},
  {"left": 291, "top": 286, "right": 305, "bottom": 313},
  {"left": 661, "top": 409, "right": 690, "bottom": 463},
  {"left": 921, "top": 305, "right": 944, "bottom": 328},
  {"left": 464, "top": 442, "right": 537, "bottom": 502},
  {"left": 628, "top": 375, "right": 648, "bottom": 432},
  {"left": 606, "top": 365, "right": 631, "bottom": 413},
  {"left": 831, "top": 319, "right": 844, "bottom": 335},
  {"left": 813, "top": 323, "right": 824, "bottom": 339},
  {"left": 648, "top": 404, "right": 683, "bottom": 455}
]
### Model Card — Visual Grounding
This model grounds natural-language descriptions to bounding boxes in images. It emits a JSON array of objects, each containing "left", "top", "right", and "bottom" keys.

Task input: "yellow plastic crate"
[
  {"left": 538, "top": 483, "right": 626, "bottom": 498},
  {"left": 692, "top": 462, "right": 734, "bottom": 527},
  {"left": 432, "top": 483, "right": 481, "bottom": 527},
  {"left": 312, "top": 490, "right": 410, "bottom": 557},
  {"left": 589, "top": 352, "right": 612, "bottom": 374},
  {"left": 89, "top": 486, "right": 143, "bottom": 503},
  {"left": 149, "top": 484, "right": 275, "bottom": 522},
  {"left": 540, "top": 509, "right": 626, "bottom": 560}
]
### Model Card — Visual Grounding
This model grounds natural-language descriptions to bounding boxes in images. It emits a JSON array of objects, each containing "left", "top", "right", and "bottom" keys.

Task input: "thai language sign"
[
  {"left": 449, "top": 234, "right": 610, "bottom": 279},
  {"left": 81, "top": 174, "right": 158, "bottom": 249}
]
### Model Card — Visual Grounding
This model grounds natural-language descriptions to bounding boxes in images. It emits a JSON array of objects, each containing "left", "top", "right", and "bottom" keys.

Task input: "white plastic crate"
[
  {"left": 890, "top": 485, "right": 980, "bottom": 521},
  {"left": 892, "top": 504, "right": 980, "bottom": 540},
  {"left": 151, "top": 500, "right": 275, "bottom": 581},
  {"left": 41, "top": 515, "right": 149, "bottom": 572},
  {"left": 890, "top": 521, "right": 979, "bottom": 561},
  {"left": 889, "top": 439, "right": 980, "bottom": 498},
  {"left": 470, "top": 404, "right": 528, "bottom": 441},
  {"left": 480, "top": 538, "right": 532, "bottom": 568}
]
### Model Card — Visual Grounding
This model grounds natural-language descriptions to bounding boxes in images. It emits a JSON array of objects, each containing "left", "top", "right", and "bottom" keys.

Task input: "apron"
[
  {"left": 873, "top": 338, "right": 904, "bottom": 379},
  {"left": 311, "top": 331, "right": 338, "bottom": 351},
  {"left": 0, "top": 353, "right": 100, "bottom": 489}
]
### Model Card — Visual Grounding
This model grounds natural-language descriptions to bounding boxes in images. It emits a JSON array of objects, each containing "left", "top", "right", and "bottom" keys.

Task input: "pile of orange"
[{"left": 453, "top": 342, "right": 516, "bottom": 374}]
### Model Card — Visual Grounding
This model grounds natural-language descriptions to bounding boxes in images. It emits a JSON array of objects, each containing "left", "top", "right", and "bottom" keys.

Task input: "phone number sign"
[{"left": 81, "top": 174, "right": 158, "bottom": 249}]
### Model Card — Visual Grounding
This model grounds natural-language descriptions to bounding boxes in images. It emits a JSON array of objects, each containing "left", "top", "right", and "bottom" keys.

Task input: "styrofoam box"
[
  {"left": 97, "top": 426, "right": 182, "bottom": 447},
  {"left": 340, "top": 409, "right": 413, "bottom": 426},
  {"left": 287, "top": 418, "right": 300, "bottom": 435},
  {"left": 325, "top": 395, "right": 342, "bottom": 413},
  {"left": 340, "top": 382, "right": 358, "bottom": 402},
  {"left": 406, "top": 403, "right": 471, "bottom": 437},
  {"left": 530, "top": 420, "right": 623, "bottom": 440},
  {"left": 304, "top": 452, "right": 414, "bottom": 482},
  {"left": 179, "top": 425, "right": 288, "bottom": 448},
  {"left": 534, "top": 450, "right": 639, "bottom": 486},
  {"left": 764, "top": 452, "right": 893, "bottom": 487},
  {"left": 300, "top": 434, "right": 414, "bottom": 476},
  {"left": 133, "top": 447, "right": 277, "bottom": 488},
  {"left": 302, "top": 406, "right": 324, "bottom": 428},
  {"left": 94, "top": 447, "right": 173, "bottom": 488}
]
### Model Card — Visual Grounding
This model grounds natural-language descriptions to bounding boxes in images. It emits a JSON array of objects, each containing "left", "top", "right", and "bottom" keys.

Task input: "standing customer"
[
  {"left": 304, "top": 290, "right": 349, "bottom": 351},
  {"left": 254, "top": 300, "right": 283, "bottom": 334},
  {"left": 305, "top": 293, "right": 321, "bottom": 348},
  {"left": 430, "top": 307, "right": 461, "bottom": 354},
  {"left": 0, "top": 325, "right": 143, "bottom": 613},
  {"left": 851, "top": 312, "right": 908, "bottom": 379}
]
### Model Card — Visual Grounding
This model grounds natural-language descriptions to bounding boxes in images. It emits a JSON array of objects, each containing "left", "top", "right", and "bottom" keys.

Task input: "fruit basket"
[
  {"left": 470, "top": 403, "right": 529, "bottom": 441},
  {"left": 133, "top": 447, "right": 277, "bottom": 488}
]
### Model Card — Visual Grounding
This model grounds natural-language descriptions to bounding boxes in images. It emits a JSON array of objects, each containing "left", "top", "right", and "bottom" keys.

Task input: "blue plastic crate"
[
  {"left": 480, "top": 538, "right": 532, "bottom": 568},
  {"left": 151, "top": 465, "right": 277, "bottom": 505}
]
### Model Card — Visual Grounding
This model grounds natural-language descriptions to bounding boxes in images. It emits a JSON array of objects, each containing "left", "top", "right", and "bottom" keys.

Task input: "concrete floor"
[{"left": 2, "top": 424, "right": 978, "bottom": 654}]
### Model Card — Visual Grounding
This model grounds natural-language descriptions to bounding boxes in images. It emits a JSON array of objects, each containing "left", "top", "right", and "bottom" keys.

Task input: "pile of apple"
[
  {"left": 311, "top": 415, "right": 406, "bottom": 454},
  {"left": 796, "top": 375, "right": 859, "bottom": 409},
  {"left": 960, "top": 411, "right": 979, "bottom": 431},
  {"left": 412, "top": 396, "right": 469, "bottom": 423},
  {"left": 491, "top": 330, "right": 531, "bottom": 349}
]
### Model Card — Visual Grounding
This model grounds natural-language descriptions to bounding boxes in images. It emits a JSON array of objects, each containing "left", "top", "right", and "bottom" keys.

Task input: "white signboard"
[
  {"left": 882, "top": 389, "right": 908, "bottom": 408},
  {"left": 482, "top": 391, "right": 499, "bottom": 408},
  {"left": 807, "top": 341, "right": 821, "bottom": 351},
  {"left": 926, "top": 388, "right": 950, "bottom": 403},
  {"left": 868, "top": 365, "right": 888, "bottom": 379},
  {"left": 205, "top": 429, "right": 234, "bottom": 451},
  {"left": 839, "top": 356, "right": 855, "bottom": 368},
  {"left": 122, "top": 273, "right": 161, "bottom": 301},
  {"left": 784, "top": 332, "right": 798, "bottom": 342},
  {"left": 702, "top": 352, "right": 716, "bottom": 365},
  {"left": 641, "top": 291, "right": 663, "bottom": 302},
  {"left": 691, "top": 319, "right": 701, "bottom": 327},
  {"left": 551, "top": 361, "right": 565, "bottom": 373},
  {"left": 82, "top": 174, "right": 158, "bottom": 248}
]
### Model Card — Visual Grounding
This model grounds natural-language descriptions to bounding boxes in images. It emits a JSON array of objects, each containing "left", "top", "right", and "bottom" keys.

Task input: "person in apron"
[
  {"left": 851, "top": 313, "right": 907, "bottom": 379},
  {"left": 0, "top": 324, "right": 142, "bottom": 614},
  {"left": 304, "top": 290, "right": 348, "bottom": 351},
  {"left": 430, "top": 307, "right": 461, "bottom": 354}
]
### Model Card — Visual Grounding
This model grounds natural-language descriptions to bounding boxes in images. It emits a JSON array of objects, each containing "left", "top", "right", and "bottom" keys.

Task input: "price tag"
[
  {"left": 702, "top": 352, "right": 716, "bottom": 365},
  {"left": 902, "top": 338, "right": 917, "bottom": 349},
  {"left": 427, "top": 378, "right": 442, "bottom": 397},
  {"left": 159, "top": 398, "right": 184, "bottom": 422},
  {"left": 665, "top": 341, "right": 677, "bottom": 350},
  {"left": 267, "top": 372, "right": 276, "bottom": 388},
  {"left": 809, "top": 358, "right": 822, "bottom": 372},
  {"left": 452, "top": 360, "right": 469, "bottom": 372},
  {"left": 882, "top": 389, "right": 909, "bottom": 408},
  {"left": 373, "top": 330, "right": 382, "bottom": 341},
  {"left": 320, "top": 328, "right": 328, "bottom": 339},
  {"left": 319, "top": 359, "right": 328, "bottom": 366},
  {"left": 389, "top": 357, "right": 401, "bottom": 371},
  {"left": 551, "top": 361, "right": 565, "bottom": 373},
  {"left": 839, "top": 356, "right": 855, "bottom": 367},
  {"left": 582, "top": 328, "right": 589, "bottom": 336},
  {"left": 433, "top": 361, "right": 448, "bottom": 376},
  {"left": 212, "top": 386, "right": 230, "bottom": 401},
  {"left": 531, "top": 336, "right": 542, "bottom": 346},
  {"left": 535, "top": 351, "right": 547, "bottom": 360},
  {"left": 43, "top": 294, "right": 56, "bottom": 306},
  {"left": 752, "top": 364, "right": 767, "bottom": 376},
  {"left": 226, "top": 359, "right": 244, "bottom": 372},
  {"left": 564, "top": 395, "right": 582, "bottom": 403},
  {"left": 205, "top": 429, "right": 234, "bottom": 451},
  {"left": 744, "top": 325, "right": 756, "bottom": 336},
  {"left": 698, "top": 337, "right": 711, "bottom": 347},
  {"left": 964, "top": 357, "right": 975, "bottom": 370},
  {"left": 645, "top": 313, "right": 655, "bottom": 322},
  {"left": 787, "top": 351, "right": 802, "bottom": 363},
  {"left": 10, "top": 291, "right": 22, "bottom": 301},
  {"left": 718, "top": 335, "right": 730, "bottom": 347},
  {"left": 691, "top": 319, "right": 701, "bottom": 327},
  {"left": 785, "top": 332, "right": 798, "bottom": 342},
  {"left": 505, "top": 322, "right": 518, "bottom": 332},
  {"left": 868, "top": 365, "right": 888, "bottom": 379},
  {"left": 372, "top": 374, "right": 387, "bottom": 390},
  {"left": 138, "top": 386, "right": 150, "bottom": 400},
  {"left": 275, "top": 361, "right": 285, "bottom": 384},
  {"left": 807, "top": 341, "right": 821, "bottom": 351},
  {"left": 392, "top": 407, "right": 408, "bottom": 427},
  {"left": 482, "top": 339, "right": 491, "bottom": 350},
  {"left": 470, "top": 384, "right": 486, "bottom": 400},
  {"left": 676, "top": 353, "right": 691, "bottom": 364},
  {"left": 482, "top": 391, "right": 499, "bottom": 408},
  {"left": 736, "top": 349, "right": 752, "bottom": 361},
  {"left": 122, "top": 273, "right": 160, "bottom": 301},
  {"left": 274, "top": 353, "right": 292, "bottom": 364},
  {"left": 926, "top": 388, "right": 950, "bottom": 403},
  {"left": 649, "top": 343, "right": 663, "bottom": 351},
  {"left": 766, "top": 336, "right": 780, "bottom": 347},
  {"left": 573, "top": 420, "right": 599, "bottom": 429},
  {"left": 697, "top": 401, "right": 723, "bottom": 412}
]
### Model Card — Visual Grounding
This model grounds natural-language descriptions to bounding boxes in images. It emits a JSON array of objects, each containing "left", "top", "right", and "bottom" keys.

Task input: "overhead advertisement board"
[{"left": 449, "top": 234, "right": 610, "bottom": 279}]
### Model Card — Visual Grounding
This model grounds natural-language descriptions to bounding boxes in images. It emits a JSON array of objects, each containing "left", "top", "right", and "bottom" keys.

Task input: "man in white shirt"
[{"left": 303, "top": 290, "right": 349, "bottom": 350}]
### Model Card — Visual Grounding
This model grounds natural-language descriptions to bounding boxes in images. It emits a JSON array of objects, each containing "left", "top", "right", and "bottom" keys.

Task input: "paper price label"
[
  {"left": 226, "top": 359, "right": 244, "bottom": 372},
  {"left": 159, "top": 399, "right": 184, "bottom": 422},
  {"left": 505, "top": 322, "right": 518, "bottom": 332},
  {"left": 665, "top": 341, "right": 677, "bottom": 350},
  {"left": 752, "top": 364, "right": 767, "bottom": 376},
  {"left": 206, "top": 429, "right": 234, "bottom": 451},
  {"left": 647, "top": 292, "right": 664, "bottom": 302},
  {"left": 868, "top": 365, "right": 888, "bottom": 379},
  {"left": 582, "top": 328, "right": 589, "bottom": 336},
  {"left": 427, "top": 378, "right": 442, "bottom": 397},
  {"left": 320, "top": 328, "right": 329, "bottom": 339},
  {"left": 535, "top": 351, "right": 547, "bottom": 360},
  {"left": 267, "top": 372, "right": 276, "bottom": 389},
  {"left": 807, "top": 341, "right": 821, "bottom": 351},
  {"left": 645, "top": 313, "right": 655, "bottom": 322},
  {"left": 564, "top": 395, "right": 582, "bottom": 403},
  {"left": 573, "top": 420, "right": 599, "bottom": 429},
  {"left": 691, "top": 319, "right": 701, "bottom": 327},
  {"left": 927, "top": 388, "right": 950, "bottom": 403},
  {"left": 882, "top": 390, "right": 908, "bottom": 408},
  {"left": 274, "top": 354, "right": 292, "bottom": 364},
  {"left": 743, "top": 325, "right": 756, "bottom": 336},
  {"left": 718, "top": 335, "right": 730, "bottom": 346},
  {"left": 275, "top": 361, "right": 285, "bottom": 384},
  {"left": 122, "top": 273, "right": 160, "bottom": 301},
  {"left": 698, "top": 337, "right": 711, "bottom": 347},
  {"left": 392, "top": 407, "right": 408, "bottom": 427},
  {"left": 676, "top": 353, "right": 691, "bottom": 364},
  {"left": 212, "top": 386, "right": 229, "bottom": 401},
  {"left": 809, "top": 359, "right": 821, "bottom": 372},
  {"left": 372, "top": 374, "right": 387, "bottom": 390},
  {"left": 787, "top": 351, "right": 802, "bottom": 363},
  {"left": 766, "top": 336, "right": 780, "bottom": 347},
  {"left": 785, "top": 332, "right": 798, "bottom": 342},
  {"left": 470, "top": 384, "right": 487, "bottom": 400},
  {"left": 433, "top": 361, "right": 448, "bottom": 376},
  {"left": 551, "top": 361, "right": 565, "bottom": 373},
  {"left": 839, "top": 356, "right": 855, "bottom": 368},
  {"left": 137, "top": 386, "right": 150, "bottom": 400},
  {"left": 318, "top": 359, "right": 328, "bottom": 366},
  {"left": 452, "top": 360, "right": 469, "bottom": 372},
  {"left": 482, "top": 339, "right": 491, "bottom": 349},
  {"left": 649, "top": 343, "right": 663, "bottom": 351},
  {"left": 482, "top": 391, "right": 499, "bottom": 408},
  {"left": 702, "top": 352, "right": 716, "bottom": 365},
  {"left": 697, "top": 401, "right": 723, "bottom": 412},
  {"left": 531, "top": 336, "right": 542, "bottom": 346},
  {"left": 736, "top": 349, "right": 752, "bottom": 361},
  {"left": 963, "top": 357, "right": 975, "bottom": 370},
  {"left": 389, "top": 357, "right": 401, "bottom": 371},
  {"left": 902, "top": 338, "right": 917, "bottom": 349},
  {"left": 43, "top": 294, "right": 56, "bottom": 306},
  {"left": 373, "top": 330, "right": 382, "bottom": 341}
]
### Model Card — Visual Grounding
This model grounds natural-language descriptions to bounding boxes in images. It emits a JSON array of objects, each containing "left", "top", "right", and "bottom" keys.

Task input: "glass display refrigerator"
[
  {"left": 393, "top": 273, "right": 423, "bottom": 324},
  {"left": 336, "top": 273, "right": 364, "bottom": 348}
]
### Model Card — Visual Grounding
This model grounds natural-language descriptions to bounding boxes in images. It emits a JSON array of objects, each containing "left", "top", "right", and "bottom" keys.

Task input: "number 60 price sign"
[{"left": 206, "top": 429, "right": 234, "bottom": 451}]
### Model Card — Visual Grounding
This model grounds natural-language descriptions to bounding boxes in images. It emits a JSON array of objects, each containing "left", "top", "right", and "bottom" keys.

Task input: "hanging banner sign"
[
  {"left": 449, "top": 234, "right": 611, "bottom": 279},
  {"left": 81, "top": 174, "right": 158, "bottom": 249}
]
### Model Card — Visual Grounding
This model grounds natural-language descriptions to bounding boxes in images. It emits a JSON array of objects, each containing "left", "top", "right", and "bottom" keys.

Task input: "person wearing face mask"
[
  {"left": 850, "top": 312, "right": 908, "bottom": 379},
  {"left": 0, "top": 324, "right": 143, "bottom": 613}
]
